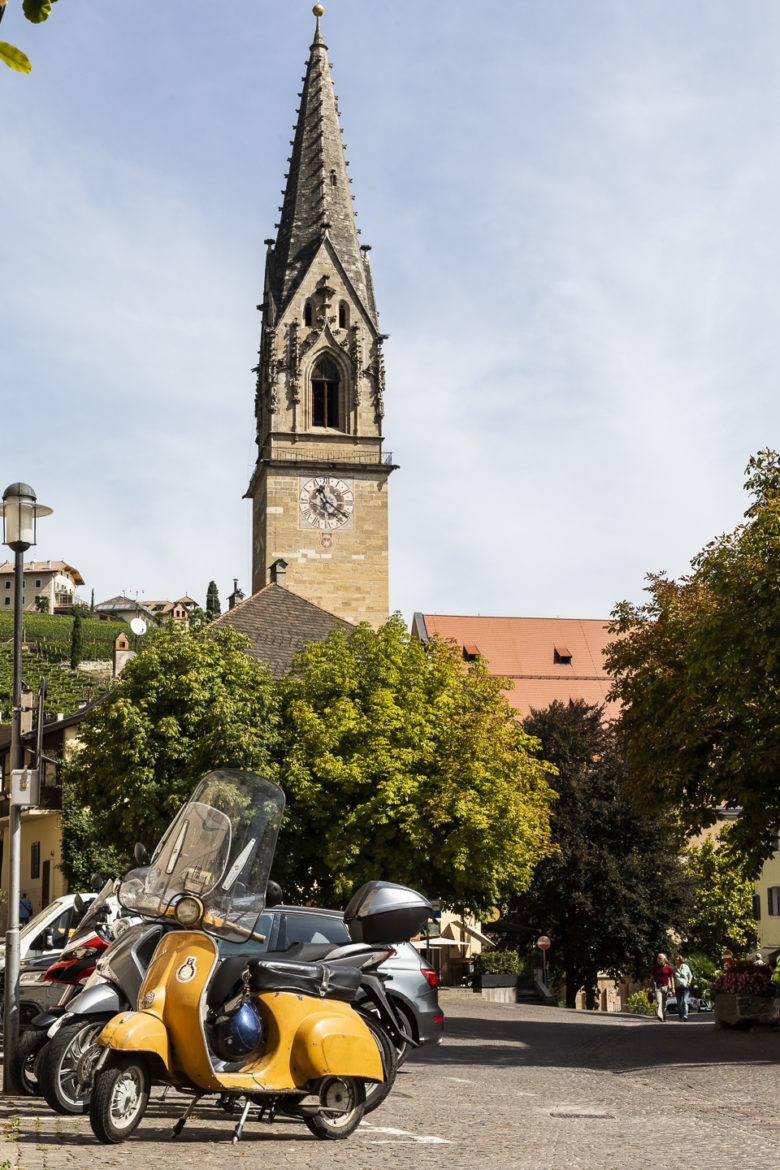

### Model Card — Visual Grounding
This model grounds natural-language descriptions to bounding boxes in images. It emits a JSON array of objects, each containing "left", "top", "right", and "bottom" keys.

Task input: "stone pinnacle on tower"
[{"left": 264, "top": 3, "right": 377, "bottom": 329}]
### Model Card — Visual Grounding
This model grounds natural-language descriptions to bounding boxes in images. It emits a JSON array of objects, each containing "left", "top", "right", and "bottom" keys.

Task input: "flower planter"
[
  {"left": 714, "top": 993, "right": 780, "bottom": 1028},
  {"left": 474, "top": 973, "right": 517, "bottom": 1003}
]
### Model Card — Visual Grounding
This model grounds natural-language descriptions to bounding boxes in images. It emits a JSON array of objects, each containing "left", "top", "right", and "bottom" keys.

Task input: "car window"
[
  {"left": 29, "top": 907, "right": 74, "bottom": 953},
  {"left": 20, "top": 900, "right": 68, "bottom": 941},
  {"left": 280, "top": 912, "right": 349, "bottom": 949},
  {"left": 217, "top": 911, "right": 276, "bottom": 957}
]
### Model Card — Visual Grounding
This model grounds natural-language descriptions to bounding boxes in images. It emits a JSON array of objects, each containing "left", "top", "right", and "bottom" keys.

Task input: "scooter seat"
[{"left": 246, "top": 957, "right": 361, "bottom": 1002}]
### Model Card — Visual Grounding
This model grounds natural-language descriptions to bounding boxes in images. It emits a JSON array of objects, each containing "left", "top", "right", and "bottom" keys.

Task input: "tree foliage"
[
  {"left": 0, "top": 0, "right": 58, "bottom": 73},
  {"left": 205, "top": 581, "right": 221, "bottom": 621},
  {"left": 65, "top": 623, "right": 280, "bottom": 858},
  {"left": 59, "top": 784, "right": 127, "bottom": 890},
  {"left": 510, "top": 700, "right": 693, "bottom": 1008},
  {"left": 273, "top": 616, "right": 556, "bottom": 914},
  {"left": 683, "top": 826, "right": 759, "bottom": 961},
  {"left": 69, "top": 611, "right": 83, "bottom": 671},
  {"left": 605, "top": 451, "right": 780, "bottom": 872}
]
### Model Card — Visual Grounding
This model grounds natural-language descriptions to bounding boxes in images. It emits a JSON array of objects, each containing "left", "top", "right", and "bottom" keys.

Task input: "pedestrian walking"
[
  {"left": 651, "top": 952, "right": 674, "bottom": 1021},
  {"left": 19, "top": 891, "right": 33, "bottom": 926},
  {"left": 673, "top": 953, "right": 693, "bottom": 1020}
]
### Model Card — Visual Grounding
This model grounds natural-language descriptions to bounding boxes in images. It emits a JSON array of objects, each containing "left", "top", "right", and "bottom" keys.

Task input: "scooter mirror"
[
  {"left": 134, "top": 842, "right": 148, "bottom": 866},
  {"left": 90, "top": 872, "right": 104, "bottom": 891},
  {"left": 266, "top": 880, "right": 284, "bottom": 908}
]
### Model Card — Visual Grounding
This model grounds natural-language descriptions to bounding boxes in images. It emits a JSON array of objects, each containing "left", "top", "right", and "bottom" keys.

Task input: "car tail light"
[
  {"left": 421, "top": 966, "right": 438, "bottom": 988},
  {"left": 433, "top": 1015, "right": 444, "bottom": 1022}
]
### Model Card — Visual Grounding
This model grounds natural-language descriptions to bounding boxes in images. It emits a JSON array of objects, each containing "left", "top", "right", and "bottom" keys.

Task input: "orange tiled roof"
[
  {"left": 0, "top": 560, "right": 85, "bottom": 586},
  {"left": 414, "top": 612, "right": 618, "bottom": 719}
]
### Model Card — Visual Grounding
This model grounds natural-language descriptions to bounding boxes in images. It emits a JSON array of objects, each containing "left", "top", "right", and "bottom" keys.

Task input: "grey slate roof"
[
  {"left": 266, "top": 13, "right": 377, "bottom": 326},
  {"left": 209, "top": 583, "right": 355, "bottom": 677}
]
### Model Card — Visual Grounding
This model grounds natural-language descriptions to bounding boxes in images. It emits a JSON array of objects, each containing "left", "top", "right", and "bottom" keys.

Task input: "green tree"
[
  {"left": 511, "top": 700, "right": 693, "bottom": 1009},
  {"left": 64, "top": 623, "right": 280, "bottom": 857},
  {"left": 69, "top": 610, "right": 83, "bottom": 670},
  {"left": 60, "top": 784, "right": 127, "bottom": 890},
  {"left": 205, "top": 581, "right": 221, "bottom": 621},
  {"left": 273, "top": 615, "right": 556, "bottom": 914},
  {"left": 683, "top": 826, "right": 759, "bottom": 961},
  {"left": 0, "top": 0, "right": 58, "bottom": 73},
  {"left": 35, "top": 595, "right": 49, "bottom": 614},
  {"left": 606, "top": 451, "right": 780, "bottom": 872}
]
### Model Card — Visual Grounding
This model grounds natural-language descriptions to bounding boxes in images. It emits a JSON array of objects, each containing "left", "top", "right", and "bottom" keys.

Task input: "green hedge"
[{"left": 474, "top": 949, "right": 520, "bottom": 975}]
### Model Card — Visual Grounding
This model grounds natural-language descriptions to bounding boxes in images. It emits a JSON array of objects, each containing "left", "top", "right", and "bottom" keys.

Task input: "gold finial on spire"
[{"left": 313, "top": 4, "right": 324, "bottom": 16}]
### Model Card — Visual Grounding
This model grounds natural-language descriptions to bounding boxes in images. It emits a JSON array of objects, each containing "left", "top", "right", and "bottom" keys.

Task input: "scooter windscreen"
[
  {"left": 69, "top": 879, "right": 117, "bottom": 941},
  {"left": 118, "top": 769, "right": 285, "bottom": 944}
]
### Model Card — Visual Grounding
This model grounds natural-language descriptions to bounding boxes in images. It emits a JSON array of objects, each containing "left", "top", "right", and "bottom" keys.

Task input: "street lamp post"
[{"left": 1, "top": 482, "right": 52, "bottom": 1093}]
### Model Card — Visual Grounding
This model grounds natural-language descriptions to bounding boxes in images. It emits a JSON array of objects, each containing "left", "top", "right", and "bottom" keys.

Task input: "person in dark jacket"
[{"left": 19, "top": 892, "right": 33, "bottom": 926}]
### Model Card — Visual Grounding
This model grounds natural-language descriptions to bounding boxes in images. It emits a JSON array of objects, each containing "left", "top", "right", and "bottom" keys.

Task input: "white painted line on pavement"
[
  {"left": 360, "top": 1122, "right": 452, "bottom": 1145},
  {"left": 442, "top": 1076, "right": 474, "bottom": 1083}
]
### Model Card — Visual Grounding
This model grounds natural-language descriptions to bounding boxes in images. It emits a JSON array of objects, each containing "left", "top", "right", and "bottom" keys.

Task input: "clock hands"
[{"left": 311, "top": 485, "right": 349, "bottom": 521}]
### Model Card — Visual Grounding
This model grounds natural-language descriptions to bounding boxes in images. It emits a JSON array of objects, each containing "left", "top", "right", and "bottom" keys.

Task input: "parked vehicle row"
[{"left": 12, "top": 768, "right": 444, "bottom": 1146}]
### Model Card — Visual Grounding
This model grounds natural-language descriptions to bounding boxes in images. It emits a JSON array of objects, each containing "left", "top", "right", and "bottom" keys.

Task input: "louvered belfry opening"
[{"left": 312, "top": 355, "right": 342, "bottom": 428}]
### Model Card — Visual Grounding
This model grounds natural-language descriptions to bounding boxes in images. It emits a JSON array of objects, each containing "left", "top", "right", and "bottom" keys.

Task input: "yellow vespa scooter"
[{"left": 88, "top": 769, "right": 383, "bottom": 1144}]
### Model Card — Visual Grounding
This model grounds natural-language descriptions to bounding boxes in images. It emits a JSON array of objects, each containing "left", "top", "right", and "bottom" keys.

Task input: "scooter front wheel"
[
  {"left": 40, "top": 1019, "right": 107, "bottom": 1115},
  {"left": 89, "top": 1054, "right": 150, "bottom": 1144},
  {"left": 304, "top": 1076, "right": 365, "bottom": 1140}
]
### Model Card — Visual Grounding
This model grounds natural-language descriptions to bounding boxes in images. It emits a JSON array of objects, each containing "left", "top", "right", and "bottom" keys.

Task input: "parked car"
[
  {"left": 220, "top": 904, "right": 444, "bottom": 1057},
  {"left": 0, "top": 894, "right": 98, "bottom": 979},
  {"left": 666, "top": 994, "right": 712, "bottom": 1015}
]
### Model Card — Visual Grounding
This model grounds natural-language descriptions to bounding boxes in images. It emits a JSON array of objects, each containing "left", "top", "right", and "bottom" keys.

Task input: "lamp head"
[{"left": 2, "top": 482, "right": 53, "bottom": 552}]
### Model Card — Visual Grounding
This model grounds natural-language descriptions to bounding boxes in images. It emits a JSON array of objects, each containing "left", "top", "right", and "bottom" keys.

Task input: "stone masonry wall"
[{"left": 252, "top": 466, "right": 389, "bottom": 628}]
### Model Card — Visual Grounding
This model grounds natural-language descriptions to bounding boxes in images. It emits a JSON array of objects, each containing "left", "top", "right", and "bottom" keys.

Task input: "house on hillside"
[
  {"left": 95, "top": 596, "right": 155, "bottom": 625},
  {"left": 141, "top": 597, "right": 198, "bottom": 623},
  {"left": 412, "top": 612, "right": 617, "bottom": 719},
  {"left": 0, "top": 560, "right": 85, "bottom": 614}
]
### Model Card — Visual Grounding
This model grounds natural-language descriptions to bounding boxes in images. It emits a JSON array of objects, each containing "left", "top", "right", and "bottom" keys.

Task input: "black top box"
[{"left": 344, "top": 880, "right": 433, "bottom": 944}]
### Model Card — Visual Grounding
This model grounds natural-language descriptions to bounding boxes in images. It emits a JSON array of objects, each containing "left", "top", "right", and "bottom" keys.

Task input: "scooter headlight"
[{"left": 174, "top": 896, "right": 204, "bottom": 927}]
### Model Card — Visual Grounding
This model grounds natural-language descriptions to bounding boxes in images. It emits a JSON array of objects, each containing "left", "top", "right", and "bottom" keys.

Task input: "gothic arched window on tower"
[
  {"left": 304, "top": 300, "right": 313, "bottom": 327},
  {"left": 329, "top": 169, "right": 337, "bottom": 187},
  {"left": 339, "top": 301, "right": 349, "bottom": 329},
  {"left": 312, "top": 356, "right": 342, "bottom": 429}
]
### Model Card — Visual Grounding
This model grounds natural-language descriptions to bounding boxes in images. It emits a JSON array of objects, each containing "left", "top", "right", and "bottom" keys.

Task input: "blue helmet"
[{"left": 211, "top": 999, "right": 264, "bottom": 1062}]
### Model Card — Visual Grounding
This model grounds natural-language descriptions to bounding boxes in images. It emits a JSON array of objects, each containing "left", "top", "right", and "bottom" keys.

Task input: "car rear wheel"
[
  {"left": 389, "top": 1000, "right": 416, "bottom": 1067},
  {"left": 361, "top": 1015, "right": 397, "bottom": 1113}
]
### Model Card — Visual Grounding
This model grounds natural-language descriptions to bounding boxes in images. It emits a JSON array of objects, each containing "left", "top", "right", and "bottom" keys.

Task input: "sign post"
[{"left": 536, "top": 935, "right": 551, "bottom": 985}]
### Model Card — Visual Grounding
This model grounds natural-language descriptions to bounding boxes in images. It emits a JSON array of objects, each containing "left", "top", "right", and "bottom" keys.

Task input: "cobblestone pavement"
[{"left": 0, "top": 989, "right": 778, "bottom": 1169}]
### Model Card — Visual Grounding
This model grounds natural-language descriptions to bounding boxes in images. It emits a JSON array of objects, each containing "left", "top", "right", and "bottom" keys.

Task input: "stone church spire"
[
  {"left": 266, "top": 6, "right": 377, "bottom": 328},
  {"left": 245, "top": 6, "right": 395, "bottom": 629}
]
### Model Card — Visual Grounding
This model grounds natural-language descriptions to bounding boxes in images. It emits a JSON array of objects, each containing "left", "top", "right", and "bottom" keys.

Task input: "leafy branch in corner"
[{"left": 0, "top": 0, "right": 60, "bottom": 75}]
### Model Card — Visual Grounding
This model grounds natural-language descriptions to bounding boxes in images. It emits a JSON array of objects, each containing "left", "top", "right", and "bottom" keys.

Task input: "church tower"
[{"left": 246, "top": 6, "right": 396, "bottom": 627}]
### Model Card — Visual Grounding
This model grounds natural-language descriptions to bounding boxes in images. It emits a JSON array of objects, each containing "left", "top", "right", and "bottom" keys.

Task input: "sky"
[{"left": 3, "top": 0, "right": 780, "bottom": 624}]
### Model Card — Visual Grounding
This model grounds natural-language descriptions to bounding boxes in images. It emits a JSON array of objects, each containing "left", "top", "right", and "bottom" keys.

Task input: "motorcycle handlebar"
[{"left": 201, "top": 910, "right": 265, "bottom": 944}]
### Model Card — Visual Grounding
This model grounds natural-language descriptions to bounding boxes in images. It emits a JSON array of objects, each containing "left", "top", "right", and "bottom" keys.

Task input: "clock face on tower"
[{"left": 299, "top": 476, "right": 355, "bottom": 530}]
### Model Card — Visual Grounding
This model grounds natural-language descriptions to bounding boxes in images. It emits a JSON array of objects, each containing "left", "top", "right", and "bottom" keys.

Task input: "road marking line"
[
  {"left": 442, "top": 1076, "right": 474, "bottom": 1083},
  {"left": 360, "top": 1122, "right": 452, "bottom": 1144}
]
